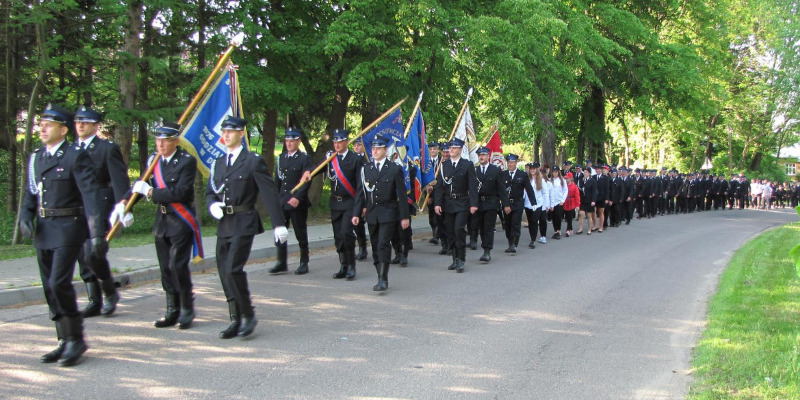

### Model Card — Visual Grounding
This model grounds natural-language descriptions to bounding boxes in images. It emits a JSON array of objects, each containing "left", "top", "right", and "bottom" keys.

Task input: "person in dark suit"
[
  {"left": 434, "top": 138, "right": 478, "bottom": 272},
  {"left": 576, "top": 170, "right": 597, "bottom": 234},
  {"left": 432, "top": 142, "right": 451, "bottom": 255},
  {"left": 595, "top": 165, "right": 610, "bottom": 231},
  {"left": 728, "top": 174, "right": 739, "bottom": 210},
  {"left": 502, "top": 154, "right": 535, "bottom": 253},
  {"left": 71, "top": 106, "right": 128, "bottom": 318},
  {"left": 270, "top": 128, "right": 313, "bottom": 275},
  {"left": 471, "top": 146, "right": 509, "bottom": 262},
  {"left": 357, "top": 135, "right": 410, "bottom": 291},
  {"left": 609, "top": 168, "right": 623, "bottom": 227},
  {"left": 619, "top": 166, "right": 635, "bottom": 224},
  {"left": 19, "top": 104, "right": 108, "bottom": 366},
  {"left": 716, "top": 174, "right": 728, "bottom": 210},
  {"left": 351, "top": 138, "right": 370, "bottom": 260},
  {"left": 426, "top": 142, "right": 442, "bottom": 245},
  {"left": 323, "top": 129, "right": 364, "bottom": 278},
  {"left": 667, "top": 169, "right": 681, "bottom": 214},
  {"left": 123, "top": 122, "right": 201, "bottom": 330},
  {"left": 391, "top": 155, "right": 417, "bottom": 266},
  {"left": 205, "top": 116, "right": 289, "bottom": 339}
]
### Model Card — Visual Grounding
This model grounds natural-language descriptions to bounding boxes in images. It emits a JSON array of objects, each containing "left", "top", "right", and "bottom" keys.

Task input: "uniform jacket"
[
  {"left": 503, "top": 169, "right": 535, "bottom": 211},
  {"left": 81, "top": 136, "right": 130, "bottom": 225},
  {"left": 206, "top": 148, "right": 286, "bottom": 238},
  {"left": 21, "top": 141, "right": 104, "bottom": 249},
  {"left": 276, "top": 150, "right": 313, "bottom": 210},
  {"left": 434, "top": 157, "right": 479, "bottom": 213},
  {"left": 475, "top": 163, "right": 509, "bottom": 211},
  {"left": 326, "top": 150, "right": 365, "bottom": 217},
  {"left": 578, "top": 177, "right": 597, "bottom": 206},
  {"left": 596, "top": 174, "right": 610, "bottom": 202},
  {"left": 357, "top": 159, "right": 410, "bottom": 224}
]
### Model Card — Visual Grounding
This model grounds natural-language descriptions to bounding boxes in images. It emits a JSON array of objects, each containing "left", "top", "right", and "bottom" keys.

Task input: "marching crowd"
[{"left": 19, "top": 103, "right": 791, "bottom": 367}]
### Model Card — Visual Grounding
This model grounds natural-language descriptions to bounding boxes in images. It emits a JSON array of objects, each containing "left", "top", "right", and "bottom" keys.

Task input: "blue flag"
[
  {"left": 179, "top": 66, "right": 245, "bottom": 176},
  {"left": 406, "top": 108, "right": 433, "bottom": 201},
  {"left": 362, "top": 108, "right": 404, "bottom": 163}
]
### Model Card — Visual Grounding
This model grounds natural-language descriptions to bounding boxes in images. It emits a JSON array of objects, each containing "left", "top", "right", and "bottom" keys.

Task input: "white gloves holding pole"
[
  {"left": 108, "top": 203, "right": 134, "bottom": 228},
  {"left": 274, "top": 226, "right": 289, "bottom": 244}
]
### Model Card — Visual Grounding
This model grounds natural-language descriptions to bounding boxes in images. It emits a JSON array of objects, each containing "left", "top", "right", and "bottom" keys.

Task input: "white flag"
[{"left": 455, "top": 106, "right": 479, "bottom": 164}]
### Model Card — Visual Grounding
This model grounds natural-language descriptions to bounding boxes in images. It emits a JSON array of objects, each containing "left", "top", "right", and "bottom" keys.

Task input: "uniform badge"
[
  {"left": 55, "top": 150, "right": 63, "bottom": 158},
  {"left": 56, "top": 167, "right": 64, "bottom": 172},
  {"left": 89, "top": 142, "right": 95, "bottom": 149}
]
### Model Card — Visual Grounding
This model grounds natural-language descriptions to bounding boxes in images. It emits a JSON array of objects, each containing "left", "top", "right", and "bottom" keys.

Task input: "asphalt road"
[{"left": 0, "top": 208, "right": 794, "bottom": 399}]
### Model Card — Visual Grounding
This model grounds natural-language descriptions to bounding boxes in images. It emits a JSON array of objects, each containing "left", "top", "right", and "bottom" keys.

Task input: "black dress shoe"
[
  {"left": 479, "top": 251, "right": 491, "bottom": 262},
  {"left": 504, "top": 246, "right": 513, "bottom": 253},
  {"left": 294, "top": 263, "right": 309, "bottom": 275},
  {"left": 429, "top": 237, "right": 439, "bottom": 245},
  {"left": 552, "top": 232, "right": 561, "bottom": 240},
  {"left": 269, "top": 263, "right": 288, "bottom": 274},
  {"left": 390, "top": 254, "right": 401, "bottom": 264},
  {"left": 345, "top": 264, "right": 356, "bottom": 280},
  {"left": 238, "top": 315, "right": 258, "bottom": 337},
  {"left": 510, "top": 246, "right": 517, "bottom": 253},
  {"left": 373, "top": 280, "right": 388, "bottom": 291},
  {"left": 528, "top": 241, "right": 536, "bottom": 249},
  {"left": 447, "top": 259, "right": 458, "bottom": 270},
  {"left": 468, "top": 241, "right": 478, "bottom": 250},
  {"left": 399, "top": 254, "right": 408, "bottom": 266},
  {"left": 58, "top": 338, "right": 87, "bottom": 367},
  {"left": 41, "top": 340, "right": 65, "bottom": 363},
  {"left": 101, "top": 291, "right": 119, "bottom": 317},
  {"left": 356, "top": 247, "right": 368, "bottom": 261},
  {"left": 154, "top": 313, "right": 178, "bottom": 328},
  {"left": 625, "top": 220, "right": 631, "bottom": 225},
  {"left": 456, "top": 260, "right": 465, "bottom": 273},
  {"left": 332, "top": 265, "right": 347, "bottom": 279},
  {"left": 219, "top": 321, "right": 240, "bottom": 339},
  {"left": 177, "top": 308, "right": 195, "bottom": 329}
]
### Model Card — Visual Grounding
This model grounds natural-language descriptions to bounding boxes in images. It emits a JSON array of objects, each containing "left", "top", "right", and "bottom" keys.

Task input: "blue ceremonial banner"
[
  {"left": 179, "top": 65, "right": 246, "bottom": 177},
  {"left": 362, "top": 108, "right": 404, "bottom": 163},
  {"left": 406, "top": 108, "right": 433, "bottom": 198}
]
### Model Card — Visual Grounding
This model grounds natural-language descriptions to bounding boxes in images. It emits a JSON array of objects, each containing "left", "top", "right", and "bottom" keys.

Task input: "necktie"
[
  {"left": 453, "top": 161, "right": 457, "bottom": 168},
  {"left": 80, "top": 142, "right": 86, "bottom": 150},
  {"left": 482, "top": 166, "right": 486, "bottom": 175},
  {"left": 227, "top": 153, "right": 233, "bottom": 167},
  {"left": 376, "top": 162, "right": 381, "bottom": 170}
]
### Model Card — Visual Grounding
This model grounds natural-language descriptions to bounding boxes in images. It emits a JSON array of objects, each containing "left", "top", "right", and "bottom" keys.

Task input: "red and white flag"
[{"left": 485, "top": 125, "right": 506, "bottom": 170}]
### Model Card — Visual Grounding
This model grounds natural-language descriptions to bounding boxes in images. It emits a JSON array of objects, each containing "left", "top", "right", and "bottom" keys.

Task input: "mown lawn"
[{"left": 689, "top": 222, "right": 800, "bottom": 399}]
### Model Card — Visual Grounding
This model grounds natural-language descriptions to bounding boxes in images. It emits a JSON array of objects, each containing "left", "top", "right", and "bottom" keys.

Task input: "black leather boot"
[
  {"left": 345, "top": 250, "right": 356, "bottom": 280},
  {"left": 332, "top": 253, "right": 347, "bottom": 279},
  {"left": 479, "top": 249, "right": 491, "bottom": 262},
  {"left": 456, "top": 248, "right": 466, "bottom": 273},
  {"left": 154, "top": 294, "right": 179, "bottom": 328},
  {"left": 373, "top": 263, "right": 388, "bottom": 291},
  {"left": 468, "top": 236, "right": 478, "bottom": 250},
  {"left": 504, "top": 239, "right": 514, "bottom": 253},
  {"left": 219, "top": 301, "right": 240, "bottom": 339},
  {"left": 399, "top": 250, "right": 408, "bottom": 266},
  {"left": 390, "top": 251, "right": 402, "bottom": 265},
  {"left": 269, "top": 243, "right": 289, "bottom": 273},
  {"left": 82, "top": 281, "right": 102, "bottom": 318},
  {"left": 356, "top": 238, "right": 368, "bottom": 260},
  {"left": 41, "top": 320, "right": 65, "bottom": 363},
  {"left": 59, "top": 316, "right": 88, "bottom": 367},
  {"left": 295, "top": 246, "right": 309, "bottom": 275},
  {"left": 100, "top": 279, "right": 119, "bottom": 317},
  {"left": 447, "top": 253, "right": 458, "bottom": 270},
  {"left": 238, "top": 309, "right": 258, "bottom": 337},
  {"left": 177, "top": 294, "right": 195, "bottom": 329}
]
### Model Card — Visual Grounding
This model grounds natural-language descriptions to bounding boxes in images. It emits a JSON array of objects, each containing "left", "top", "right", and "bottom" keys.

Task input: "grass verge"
[{"left": 688, "top": 222, "right": 800, "bottom": 399}]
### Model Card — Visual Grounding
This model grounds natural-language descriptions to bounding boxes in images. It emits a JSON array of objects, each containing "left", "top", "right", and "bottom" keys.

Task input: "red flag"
[{"left": 485, "top": 126, "right": 506, "bottom": 170}]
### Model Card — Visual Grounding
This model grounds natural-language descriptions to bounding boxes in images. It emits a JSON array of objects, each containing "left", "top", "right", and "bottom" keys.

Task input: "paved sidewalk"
[{"left": 0, "top": 217, "right": 432, "bottom": 307}]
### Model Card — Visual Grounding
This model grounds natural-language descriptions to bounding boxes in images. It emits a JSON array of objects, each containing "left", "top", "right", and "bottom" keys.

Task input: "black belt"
[
  {"left": 158, "top": 205, "right": 174, "bottom": 214},
  {"left": 509, "top": 198, "right": 519, "bottom": 204},
  {"left": 39, "top": 207, "right": 83, "bottom": 218},
  {"left": 331, "top": 194, "right": 352, "bottom": 202},
  {"left": 479, "top": 195, "right": 494, "bottom": 201},
  {"left": 449, "top": 193, "right": 467, "bottom": 199},
  {"left": 224, "top": 204, "right": 255, "bottom": 214}
]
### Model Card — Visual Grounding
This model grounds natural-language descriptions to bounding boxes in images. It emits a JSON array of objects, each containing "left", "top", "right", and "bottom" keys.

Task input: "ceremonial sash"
[
  {"left": 331, "top": 155, "right": 357, "bottom": 198},
  {"left": 154, "top": 161, "right": 204, "bottom": 262}
]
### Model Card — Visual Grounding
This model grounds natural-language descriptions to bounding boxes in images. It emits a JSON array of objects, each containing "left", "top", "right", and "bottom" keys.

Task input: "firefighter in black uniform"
[
  {"left": 620, "top": 166, "right": 635, "bottom": 224},
  {"left": 716, "top": 174, "right": 728, "bottom": 210},
  {"left": 205, "top": 116, "right": 289, "bottom": 339},
  {"left": 728, "top": 174, "right": 739, "bottom": 210},
  {"left": 20, "top": 104, "right": 108, "bottom": 366},
  {"left": 667, "top": 169, "right": 681, "bottom": 214},
  {"left": 391, "top": 155, "right": 417, "bottom": 266},
  {"left": 502, "top": 154, "right": 535, "bottom": 252},
  {"left": 433, "top": 141, "right": 451, "bottom": 255},
  {"left": 352, "top": 138, "right": 370, "bottom": 260},
  {"left": 434, "top": 138, "right": 478, "bottom": 272},
  {"left": 123, "top": 122, "right": 201, "bottom": 330},
  {"left": 357, "top": 135, "right": 410, "bottom": 291},
  {"left": 426, "top": 142, "right": 442, "bottom": 245},
  {"left": 472, "top": 146, "right": 509, "bottom": 262},
  {"left": 270, "top": 127, "right": 313, "bottom": 275},
  {"left": 323, "top": 129, "right": 364, "bottom": 279},
  {"left": 73, "top": 106, "right": 128, "bottom": 318}
]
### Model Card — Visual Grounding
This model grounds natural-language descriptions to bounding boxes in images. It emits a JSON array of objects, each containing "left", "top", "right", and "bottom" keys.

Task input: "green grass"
[{"left": 689, "top": 222, "right": 800, "bottom": 399}]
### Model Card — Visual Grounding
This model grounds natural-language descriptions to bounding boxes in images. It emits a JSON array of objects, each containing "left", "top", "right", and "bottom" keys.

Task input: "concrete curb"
[{"left": 0, "top": 238, "right": 338, "bottom": 309}]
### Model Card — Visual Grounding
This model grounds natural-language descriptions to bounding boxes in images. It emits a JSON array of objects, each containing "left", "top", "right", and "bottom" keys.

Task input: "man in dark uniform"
[
  {"left": 656, "top": 167, "right": 668, "bottom": 216},
  {"left": 471, "top": 146, "right": 509, "bottom": 262},
  {"left": 678, "top": 173, "right": 690, "bottom": 213},
  {"left": 716, "top": 173, "right": 728, "bottom": 210},
  {"left": 426, "top": 142, "right": 442, "bottom": 245},
  {"left": 619, "top": 167, "right": 634, "bottom": 224},
  {"left": 609, "top": 168, "right": 623, "bottom": 227},
  {"left": 704, "top": 172, "right": 714, "bottom": 210},
  {"left": 20, "top": 104, "right": 108, "bottom": 366},
  {"left": 205, "top": 116, "right": 289, "bottom": 339},
  {"left": 434, "top": 138, "right": 478, "bottom": 272},
  {"left": 123, "top": 122, "right": 201, "bottom": 330},
  {"left": 391, "top": 154, "right": 417, "bottom": 266},
  {"left": 433, "top": 142, "right": 451, "bottom": 255},
  {"left": 634, "top": 169, "right": 645, "bottom": 219},
  {"left": 357, "top": 135, "right": 410, "bottom": 291},
  {"left": 352, "top": 138, "right": 370, "bottom": 260},
  {"left": 728, "top": 173, "right": 739, "bottom": 210},
  {"left": 667, "top": 169, "right": 681, "bottom": 214},
  {"left": 322, "top": 129, "right": 363, "bottom": 278},
  {"left": 646, "top": 169, "right": 658, "bottom": 218},
  {"left": 73, "top": 106, "right": 128, "bottom": 318},
  {"left": 270, "top": 128, "right": 313, "bottom": 275},
  {"left": 502, "top": 154, "right": 535, "bottom": 252}
]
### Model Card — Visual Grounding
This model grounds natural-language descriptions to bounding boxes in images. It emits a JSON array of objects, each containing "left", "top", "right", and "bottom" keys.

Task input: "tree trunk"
[
  {"left": 578, "top": 86, "right": 605, "bottom": 164},
  {"left": 727, "top": 124, "right": 733, "bottom": 175},
  {"left": 538, "top": 91, "right": 556, "bottom": 166},
  {"left": 532, "top": 134, "right": 540, "bottom": 163},
  {"left": 261, "top": 108, "right": 278, "bottom": 173},
  {"left": 4, "top": 1, "right": 18, "bottom": 213},
  {"left": 619, "top": 116, "right": 630, "bottom": 167},
  {"left": 306, "top": 84, "right": 350, "bottom": 207},
  {"left": 115, "top": 0, "right": 143, "bottom": 165},
  {"left": 748, "top": 152, "right": 762, "bottom": 171}
]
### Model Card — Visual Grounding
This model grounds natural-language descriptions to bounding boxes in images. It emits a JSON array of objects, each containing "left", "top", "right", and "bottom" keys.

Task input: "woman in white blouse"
[
  {"left": 524, "top": 164, "right": 551, "bottom": 248},
  {"left": 549, "top": 167, "right": 569, "bottom": 239}
]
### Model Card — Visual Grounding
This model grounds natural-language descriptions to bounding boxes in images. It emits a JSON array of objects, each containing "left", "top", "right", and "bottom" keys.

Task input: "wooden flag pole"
[
  {"left": 479, "top": 122, "right": 499, "bottom": 145},
  {"left": 402, "top": 91, "right": 424, "bottom": 139},
  {"left": 420, "top": 87, "right": 473, "bottom": 212},
  {"left": 107, "top": 42, "right": 240, "bottom": 241},
  {"left": 289, "top": 97, "right": 408, "bottom": 194}
]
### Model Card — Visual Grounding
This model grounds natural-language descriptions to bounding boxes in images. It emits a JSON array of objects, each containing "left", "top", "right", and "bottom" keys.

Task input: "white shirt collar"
[
  {"left": 226, "top": 145, "right": 244, "bottom": 165},
  {"left": 78, "top": 135, "right": 96, "bottom": 148},
  {"left": 47, "top": 140, "right": 66, "bottom": 156},
  {"left": 162, "top": 150, "right": 178, "bottom": 163},
  {"left": 337, "top": 149, "right": 349, "bottom": 158}
]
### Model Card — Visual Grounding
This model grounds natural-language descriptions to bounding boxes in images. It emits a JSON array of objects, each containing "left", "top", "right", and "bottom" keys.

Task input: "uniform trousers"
[
  {"left": 368, "top": 221, "right": 397, "bottom": 265},
  {"left": 331, "top": 208, "right": 357, "bottom": 254},
  {"left": 154, "top": 233, "right": 194, "bottom": 304},
  {"left": 504, "top": 209, "right": 524, "bottom": 245},
  {"left": 445, "top": 210, "right": 469, "bottom": 260},
  {"left": 77, "top": 243, "right": 113, "bottom": 282},
  {"left": 624, "top": 200, "right": 633, "bottom": 221},
  {"left": 283, "top": 208, "right": 309, "bottom": 249},
  {"left": 472, "top": 209, "right": 497, "bottom": 250},
  {"left": 564, "top": 209, "right": 576, "bottom": 231},
  {"left": 551, "top": 205, "right": 564, "bottom": 232},
  {"left": 38, "top": 246, "right": 82, "bottom": 320},
  {"left": 524, "top": 208, "right": 546, "bottom": 241},
  {"left": 215, "top": 235, "right": 255, "bottom": 313}
]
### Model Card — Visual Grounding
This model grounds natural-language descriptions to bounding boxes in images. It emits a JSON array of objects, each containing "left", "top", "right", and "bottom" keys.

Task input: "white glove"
[
  {"left": 274, "top": 226, "right": 289, "bottom": 244},
  {"left": 109, "top": 203, "right": 125, "bottom": 226},
  {"left": 121, "top": 212, "right": 134, "bottom": 227},
  {"left": 209, "top": 202, "right": 225, "bottom": 220},
  {"left": 132, "top": 180, "right": 152, "bottom": 196}
]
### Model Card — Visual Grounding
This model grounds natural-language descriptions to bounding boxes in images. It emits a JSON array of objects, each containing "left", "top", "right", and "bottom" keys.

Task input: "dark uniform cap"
[
  {"left": 476, "top": 146, "right": 490, "bottom": 155},
  {"left": 40, "top": 103, "right": 73, "bottom": 125},
  {"left": 352, "top": 137, "right": 363, "bottom": 145},
  {"left": 563, "top": 160, "right": 573, "bottom": 166},
  {"left": 372, "top": 135, "right": 389, "bottom": 148},
  {"left": 154, "top": 121, "right": 181, "bottom": 138},
  {"left": 610, "top": 168, "right": 618, "bottom": 173},
  {"left": 331, "top": 128, "right": 350, "bottom": 142},
  {"left": 221, "top": 115, "right": 247, "bottom": 131},
  {"left": 530, "top": 161, "right": 541, "bottom": 169},
  {"left": 619, "top": 166, "right": 628, "bottom": 171},
  {"left": 661, "top": 166, "right": 667, "bottom": 171},
  {"left": 552, "top": 166, "right": 560, "bottom": 171},
  {"left": 74, "top": 105, "right": 103, "bottom": 123},
  {"left": 585, "top": 158, "right": 593, "bottom": 163},
  {"left": 506, "top": 153, "right": 519, "bottom": 161},
  {"left": 634, "top": 168, "right": 641, "bottom": 173},
  {"left": 449, "top": 137, "right": 465, "bottom": 148},
  {"left": 284, "top": 127, "right": 302, "bottom": 140},
  {"left": 440, "top": 142, "right": 450, "bottom": 150},
  {"left": 428, "top": 142, "right": 439, "bottom": 148}
]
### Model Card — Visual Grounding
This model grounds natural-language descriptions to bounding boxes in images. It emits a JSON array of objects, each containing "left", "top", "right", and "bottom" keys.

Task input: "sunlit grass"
[{"left": 689, "top": 222, "right": 800, "bottom": 399}]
